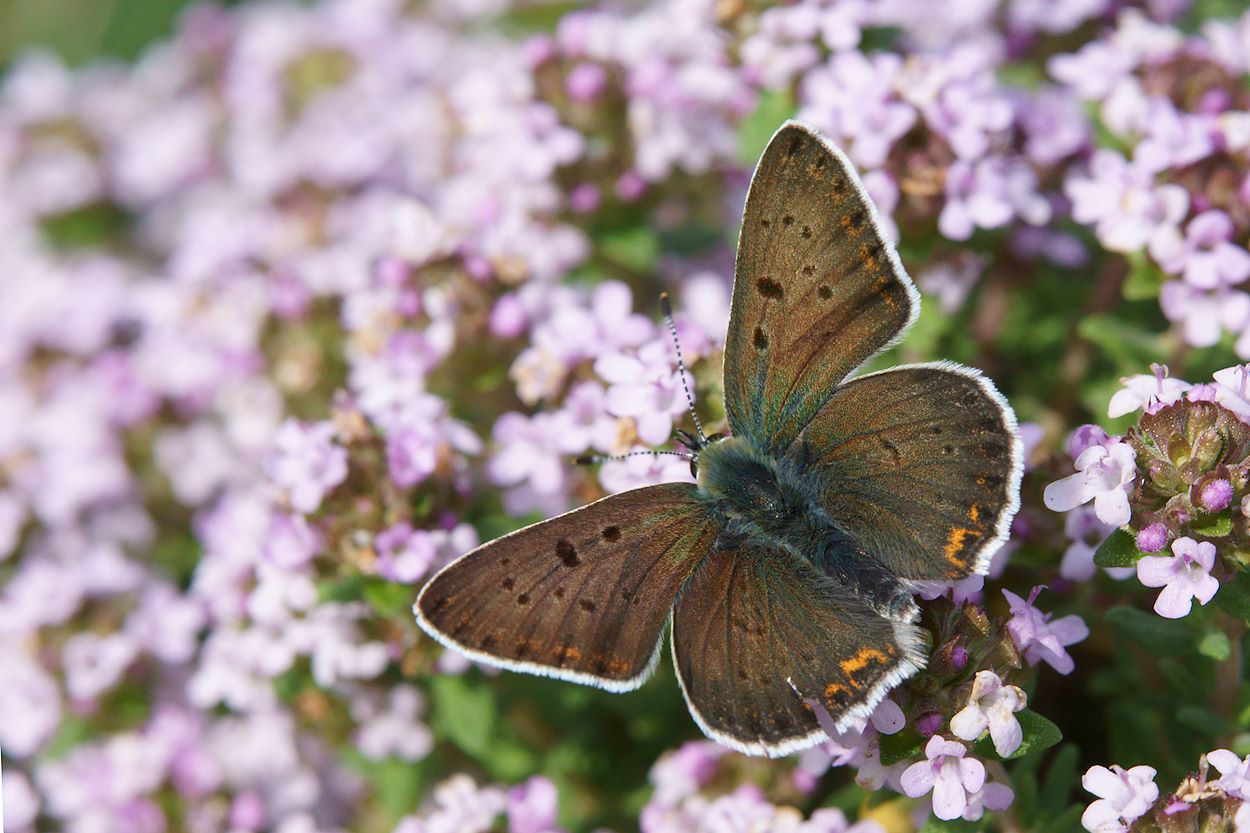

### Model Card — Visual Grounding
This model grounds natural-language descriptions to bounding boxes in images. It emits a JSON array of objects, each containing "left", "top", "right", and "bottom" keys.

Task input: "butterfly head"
[{"left": 674, "top": 429, "right": 726, "bottom": 477}]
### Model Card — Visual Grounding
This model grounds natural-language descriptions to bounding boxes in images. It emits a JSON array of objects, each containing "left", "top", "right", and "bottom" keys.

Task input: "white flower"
[
  {"left": 949, "top": 670, "right": 1028, "bottom": 757},
  {"left": 1043, "top": 440, "right": 1136, "bottom": 526}
]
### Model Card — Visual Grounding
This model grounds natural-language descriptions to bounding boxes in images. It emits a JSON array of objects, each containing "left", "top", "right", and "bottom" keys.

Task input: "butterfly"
[{"left": 415, "top": 120, "right": 1023, "bottom": 757}]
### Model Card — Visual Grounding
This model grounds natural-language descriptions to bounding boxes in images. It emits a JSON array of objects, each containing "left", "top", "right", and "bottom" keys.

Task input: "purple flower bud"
[
  {"left": 565, "top": 63, "right": 608, "bottom": 103},
  {"left": 1196, "top": 478, "right": 1233, "bottom": 512},
  {"left": 916, "top": 711, "right": 944, "bottom": 737},
  {"left": 950, "top": 645, "right": 969, "bottom": 672},
  {"left": 1136, "top": 522, "right": 1169, "bottom": 553},
  {"left": 615, "top": 171, "right": 645, "bottom": 201},
  {"left": 568, "top": 183, "right": 601, "bottom": 214}
]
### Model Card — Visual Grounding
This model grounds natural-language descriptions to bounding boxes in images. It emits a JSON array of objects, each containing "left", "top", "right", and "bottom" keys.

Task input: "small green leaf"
[
  {"left": 877, "top": 727, "right": 923, "bottom": 765},
  {"left": 1093, "top": 529, "right": 1144, "bottom": 568},
  {"left": 1106, "top": 606, "right": 1198, "bottom": 654},
  {"left": 1191, "top": 510, "right": 1234, "bottom": 538},
  {"left": 318, "top": 574, "right": 366, "bottom": 603},
  {"left": 1122, "top": 250, "right": 1166, "bottom": 301},
  {"left": 736, "top": 89, "right": 796, "bottom": 165},
  {"left": 1075, "top": 313, "right": 1165, "bottom": 372},
  {"left": 363, "top": 578, "right": 415, "bottom": 618},
  {"left": 1199, "top": 629, "right": 1232, "bottom": 661},
  {"left": 1177, "top": 705, "right": 1236, "bottom": 738},
  {"left": 1040, "top": 744, "right": 1080, "bottom": 811},
  {"left": 598, "top": 226, "right": 659, "bottom": 273},
  {"left": 1216, "top": 570, "right": 1250, "bottom": 622},
  {"left": 974, "top": 710, "right": 1062, "bottom": 760},
  {"left": 429, "top": 674, "right": 497, "bottom": 759}
]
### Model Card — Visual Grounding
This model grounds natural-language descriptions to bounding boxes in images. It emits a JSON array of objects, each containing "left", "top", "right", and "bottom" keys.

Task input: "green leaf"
[
  {"left": 1076, "top": 313, "right": 1165, "bottom": 372},
  {"left": 1177, "top": 704, "right": 1236, "bottom": 738},
  {"left": 877, "top": 727, "right": 923, "bottom": 765},
  {"left": 429, "top": 674, "right": 497, "bottom": 759},
  {"left": 362, "top": 578, "right": 415, "bottom": 618},
  {"left": 1218, "top": 571, "right": 1250, "bottom": 621},
  {"left": 736, "top": 89, "right": 796, "bottom": 166},
  {"left": 1040, "top": 744, "right": 1080, "bottom": 810},
  {"left": 1199, "top": 629, "right": 1232, "bottom": 661},
  {"left": 1191, "top": 510, "right": 1234, "bottom": 538},
  {"left": 318, "top": 574, "right": 366, "bottom": 603},
  {"left": 598, "top": 226, "right": 659, "bottom": 273},
  {"left": 1122, "top": 250, "right": 1166, "bottom": 301},
  {"left": 975, "top": 710, "right": 1062, "bottom": 760},
  {"left": 1093, "top": 529, "right": 1143, "bottom": 568},
  {"left": 1106, "top": 606, "right": 1198, "bottom": 654}
]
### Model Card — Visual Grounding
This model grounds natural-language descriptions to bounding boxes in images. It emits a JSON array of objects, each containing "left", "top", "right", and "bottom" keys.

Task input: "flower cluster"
[
  {"left": 1081, "top": 748, "right": 1250, "bottom": 833},
  {"left": 1044, "top": 363, "right": 1250, "bottom": 617}
]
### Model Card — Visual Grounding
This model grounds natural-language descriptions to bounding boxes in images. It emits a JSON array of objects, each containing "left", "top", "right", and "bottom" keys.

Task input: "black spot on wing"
[{"left": 556, "top": 539, "right": 580, "bottom": 567}]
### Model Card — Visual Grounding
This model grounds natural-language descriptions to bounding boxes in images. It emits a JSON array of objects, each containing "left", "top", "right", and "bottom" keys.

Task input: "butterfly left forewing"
[
  {"left": 723, "top": 121, "right": 919, "bottom": 453},
  {"left": 416, "top": 483, "right": 720, "bottom": 691},
  {"left": 792, "top": 363, "right": 1022, "bottom": 582},
  {"left": 671, "top": 538, "right": 924, "bottom": 757}
]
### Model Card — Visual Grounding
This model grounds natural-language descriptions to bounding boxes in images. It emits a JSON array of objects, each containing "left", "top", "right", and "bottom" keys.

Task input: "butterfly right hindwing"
[
  {"left": 671, "top": 536, "right": 924, "bottom": 757},
  {"left": 792, "top": 363, "right": 1022, "bottom": 581}
]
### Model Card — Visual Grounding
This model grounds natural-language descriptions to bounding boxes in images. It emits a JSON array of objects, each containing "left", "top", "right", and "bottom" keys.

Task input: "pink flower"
[
  {"left": 595, "top": 339, "right": 694, "bottom": 447},
  {"left": 373, "top": 523, "right": 436, "bottom": 584},
  {"left": 1153, "top": 210, "right": 1250, "bottom": 289},
  {"left": 1207, "top": 749, "right": 1250, "bottom": 800},
  {"left": 949, "top": 671, "right": 1027, "bottom": 757},
  {"left": 1081, "top": 764, "right": 1158, "bottom": 832},
  {"left": 900, "top": 736, "right": 985, "bottom": 821},
  {"left": 1159, "top": 283, "right": 1250, "bottom": 350},
  {"left": 1211, "top": 364, "right": 1250, "bottom": 422},
  {"left": 1136, "top": 537, "right": 1219, "bottom": 619},
  {"left": 1107, "top": 364, "right": 1191, "bottom": 417},
  {"left": 1043, "top": 441, "right": 1137, "bottom": 526},
  {"left": 264, "top": 420, "right": 348, "bottom": 514},
  {"left": 507, "top": 776, "right": 560, "bottom": 833},
  {"left": 1003, "top": 587, "right": 1089, "bottom": 675}
]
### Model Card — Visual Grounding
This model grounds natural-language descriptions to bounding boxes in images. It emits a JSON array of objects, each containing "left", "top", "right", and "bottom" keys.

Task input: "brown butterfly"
[{"left": 416, "top": 121, "right": 1022, "bottom": 756}]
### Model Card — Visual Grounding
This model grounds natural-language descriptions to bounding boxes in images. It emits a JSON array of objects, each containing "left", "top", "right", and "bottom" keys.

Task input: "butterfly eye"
[{"left": 689, "top": 458, "right": 699, "bottom": 478}]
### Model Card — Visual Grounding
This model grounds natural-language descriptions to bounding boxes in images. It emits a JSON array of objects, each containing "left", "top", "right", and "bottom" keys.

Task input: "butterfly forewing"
[
  {"left": 793, "top": 363, "right": 1022, "bottom": 581},
  {"left": 724, "top": 121, "right": 919, "bottom": 453},
  {"left": 671, "top": 540, "right": 924, "bottom": 757},
  {"left": 416, "top": 483, "right": 720, "bottom": 691}
]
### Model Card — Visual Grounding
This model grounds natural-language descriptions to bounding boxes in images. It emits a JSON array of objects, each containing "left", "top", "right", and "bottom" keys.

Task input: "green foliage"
[
  {"left": 1093, "top": 529, "right": 1144, "bottom": 568},
  {"left": 1105, "top": 606, "right": 1199, "bottom": 654}
]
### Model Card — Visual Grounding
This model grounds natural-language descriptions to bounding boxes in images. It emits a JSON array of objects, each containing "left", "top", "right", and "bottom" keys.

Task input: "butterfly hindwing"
[
  {"left": 671, "top": 538, "right": 924, "bottom": 757},
  {"left": 415, "top": 483, "right": 720, "bottom": 691},
  {"left": 792, "top": 362, "right": 1023, "bottom": 581},
  {"left": 724, "top": 121, "right": 919, "bottom": 453}
]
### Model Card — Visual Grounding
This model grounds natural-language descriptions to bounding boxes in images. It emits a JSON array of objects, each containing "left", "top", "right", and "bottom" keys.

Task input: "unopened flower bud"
[
  {"left": 1195, "top": 478, "right": 1233, "bottom": 513},
  {"left": 1137, "top": 523, "right": 1169, "bottom": 553}
]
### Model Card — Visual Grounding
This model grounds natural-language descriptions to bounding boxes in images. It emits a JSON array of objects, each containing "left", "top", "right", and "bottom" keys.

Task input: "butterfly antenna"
[
  {"left": 659, "top": 291, "right": 706, "bottom": 441},
  {"left": 574, "top": 450, "right": 690, "bottom": 466}
]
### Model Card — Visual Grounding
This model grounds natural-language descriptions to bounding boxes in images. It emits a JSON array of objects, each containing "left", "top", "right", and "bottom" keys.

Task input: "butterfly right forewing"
[
  {"left": 723, "top": 121, "right": 919, "bottom": 454},
  {"left": 416, "top": 483, "right": 720, "bottom": 691}
]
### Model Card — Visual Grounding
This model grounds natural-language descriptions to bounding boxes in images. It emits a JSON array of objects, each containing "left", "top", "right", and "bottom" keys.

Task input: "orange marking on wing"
[
  {"left": 969, "top": 504, "right": 980, "bottom": 523},
  {"left": 944, "top": 526, "right": 983, "bottom": 565},
  {"left": 839, "top": 648, "right": 889, "bottom": 685},
  {"left": 824, "top": 681, "right": 851, "bottom": 700}
]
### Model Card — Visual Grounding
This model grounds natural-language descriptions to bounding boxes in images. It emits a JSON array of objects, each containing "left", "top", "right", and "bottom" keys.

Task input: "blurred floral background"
[{"left": 5, "top": 0, "right": 1250, "bottom": 831}]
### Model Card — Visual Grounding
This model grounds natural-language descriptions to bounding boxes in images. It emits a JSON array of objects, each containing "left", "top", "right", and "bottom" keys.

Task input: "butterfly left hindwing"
[{"left": 415, "top": 483, "right": 720, "bottom": 691}]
